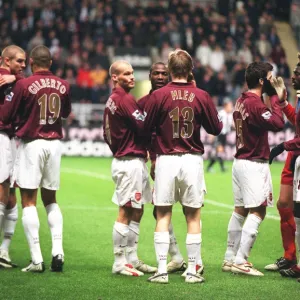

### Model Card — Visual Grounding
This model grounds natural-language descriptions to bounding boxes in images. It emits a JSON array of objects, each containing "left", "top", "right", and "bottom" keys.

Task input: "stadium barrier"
[{"left": 62, "top": 125, "right": 294, "bottom": 161}]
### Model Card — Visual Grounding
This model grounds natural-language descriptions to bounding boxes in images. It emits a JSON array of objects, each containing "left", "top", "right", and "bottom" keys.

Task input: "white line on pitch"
[{"left": 61, "top": 168, "right": 280, "bottom": 221}]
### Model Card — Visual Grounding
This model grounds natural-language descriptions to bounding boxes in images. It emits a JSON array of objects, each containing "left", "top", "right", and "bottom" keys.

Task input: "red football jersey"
[
  {"left": 283, "top": 98, "right": 300, "bottom": 153},
  {"left": 0, "top": 71, "right": 71, "bottom": 140},
  {"left": 0, "top": 68, "right": 14, "bottom": 135},
  {"left": 103, "top": 87, "right": 147, "bottom": 158},
  {"left": 143, "top": 82, "right": 223, "bottom": 155},
  {"left": 233, "top": 92, "right": 284, "bottom": 161},
  {"left": 138, "top": 92, "right": 156, "bottom": 161}
]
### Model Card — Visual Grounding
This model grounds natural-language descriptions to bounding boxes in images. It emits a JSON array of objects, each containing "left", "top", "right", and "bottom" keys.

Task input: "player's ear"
[
  {"left": 259, "top": 78, "right": 264, "bottom": 86},
  {"left": 49, "top": 60, "right": 53, "bottom": 68},
  {"left": 29, "top": 57, "right": 34, "bottom": 65},
  {"left": 4, "top": 56, "right": 10, "bottom": 67}
]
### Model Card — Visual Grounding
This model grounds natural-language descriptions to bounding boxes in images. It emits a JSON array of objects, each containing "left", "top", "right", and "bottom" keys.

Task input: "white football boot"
[
  {"left": 147, "top": 272, "right": 169, "bottom": 284},
  {"left": 112, "top": 263, "right": 144, "bottom": 276},
  {"left": 231, "top": 262, "right": 263, "bottom": 276},
  {"left": 167, "top": 260, "right": 186, "bottom": 273},
  {"left": 185, "top": 273, "right": 205, "bottom": 284},
  {"left": 22, "top": 261, "right": 45, "bottom": 273},
  {"left": 222, "top": 260, "right": 233, "bottom": 272},
  {"left": 182, "top": 264, "right": 204, "bottom": 277},
  {"left": 133, "top": 260, "right": 157, "bottom": 273}
]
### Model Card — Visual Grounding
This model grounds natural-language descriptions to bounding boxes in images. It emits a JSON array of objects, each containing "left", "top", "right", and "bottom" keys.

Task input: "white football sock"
[
  {"left": 186, "top": 233, "right": 201, "bottom": 274},
  {"left": 22, "top": 206, "right": 43, "bottom": 264},
  {"left": 295, "top": 217, "right": 300, "bottom": 266},
  {"left": 113, "top": 222, "right": 129, "bottom": 266},
  {"left": 224, "top": 212, "right": 245, "bottom": 262},
  {"left": 234, "top": 214, "right": 262, "bottom": 265},
  {"left": 126, "top": 221, "right": 140, "bottom": 264},
  {"left": 196, "top": 232, "right": 203, "bottom": 266},
  {"left": 196, "top": 220, "right": 203, "bottom": 266},
  {"left": 168, "top": 222, "right": 184, "bottom": 263},
  {"left": 46, "top": 203, "right": 64, "bottom": 257},
  {"left": 154, "top": 231, "right": 169, "bottom": 274},
  {"left": 0, "top": 202, "right": 6, "bottom": 234},
  {"left": 0, "top": 205, "right": 18, "bottom": 252}
]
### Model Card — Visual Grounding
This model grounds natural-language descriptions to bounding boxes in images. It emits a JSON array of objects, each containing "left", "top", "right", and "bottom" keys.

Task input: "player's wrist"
[{"left": 279, "top": 100, "right": 288, "bottom": 109}]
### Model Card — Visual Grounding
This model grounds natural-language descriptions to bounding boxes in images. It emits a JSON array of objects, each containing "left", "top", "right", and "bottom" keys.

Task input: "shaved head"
[
  {"left": 0, "top": 45, "right": 26, "bottom": 74},
  {"left": 109, "top": 60, "right": 132, "bottom": 77},
  {"left": 30, "top": 45, "right": 52, "bottom": 68},
  {"left": 109, "top": 60, "right": 135, "bottom": 92},
  {"left": 1, "top": 45, "right": 25, "bottom": 60}
]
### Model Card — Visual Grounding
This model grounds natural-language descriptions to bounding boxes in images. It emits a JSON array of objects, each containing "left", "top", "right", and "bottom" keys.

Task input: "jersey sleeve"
[
  {"left": 200, "top": 92, "right": 223, "bottom": 135},
  {"left": 61, "top": 83, "right": 72, "bottom": 119},
  {"left": 143, "top": 92, "right": 161, "bottom": 136},
  {"left": 281, "top": 102, "right": 296, "bottom": 125},
  {"left": 0, "top": 80, "right": 24, "bottom": 124},
  {"left": 249, "top": 98, "right": 284, "bottom": 132},
  {"left": 118, "top": 97, "right": 146, "bottom": 135},
  {"left": 284, "top": 137, "right": 300, "bottom": 151}
]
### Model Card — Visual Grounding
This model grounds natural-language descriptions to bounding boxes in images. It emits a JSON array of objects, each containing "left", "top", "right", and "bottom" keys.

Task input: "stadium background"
[{"left": 1, "top": 1, "right": 300, "bottom": 299}]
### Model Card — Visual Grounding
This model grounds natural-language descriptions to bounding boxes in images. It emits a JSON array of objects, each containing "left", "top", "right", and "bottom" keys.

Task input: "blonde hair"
[{"left": 168, "top": 49, "right": 193, "bottom": 79}]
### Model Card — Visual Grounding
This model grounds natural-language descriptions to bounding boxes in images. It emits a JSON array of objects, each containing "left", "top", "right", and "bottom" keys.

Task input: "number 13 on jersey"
[{"left": 169, "top": 106, "right": 194, "bottom": 139}]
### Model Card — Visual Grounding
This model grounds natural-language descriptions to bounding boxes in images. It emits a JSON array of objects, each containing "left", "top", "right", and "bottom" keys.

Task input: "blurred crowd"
[{"left": 0, "top": 0, "right": 289, "bottom": 105}]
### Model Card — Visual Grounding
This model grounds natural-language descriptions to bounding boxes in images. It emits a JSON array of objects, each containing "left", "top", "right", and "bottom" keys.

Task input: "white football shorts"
[
  {"left": 232, "top": 158, "right": 273, "bottom": 208},
  {"left": 10, "top": 137, "right": 18, "bottom": 187},
  {"left": 154, "top": 153, "right": 206, "bottom": 208},
  {"left": 13, "top": 139, "right": 62, "bottom": 190},
  {"left": 293, "top": 156, "right": 300, "bottom": 203},
  {"left": 0, "top": 132, "right": 13, "bottom": 184},
  {"left": 111, "top": 157, "right": 152, "bottom": 209}
]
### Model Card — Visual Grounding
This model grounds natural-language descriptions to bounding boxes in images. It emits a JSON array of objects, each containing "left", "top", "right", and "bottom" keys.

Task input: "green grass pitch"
[{"left": 1, "top": 157, "right": 299, "bottom": 300}]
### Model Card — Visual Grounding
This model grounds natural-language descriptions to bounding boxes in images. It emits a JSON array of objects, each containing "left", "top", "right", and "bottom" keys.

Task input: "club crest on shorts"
[{"left": 135, "top": 192, "right": 142, "bottom": 201}]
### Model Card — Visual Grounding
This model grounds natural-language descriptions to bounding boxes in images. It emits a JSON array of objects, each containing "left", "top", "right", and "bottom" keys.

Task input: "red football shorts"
[{"left": 281, "top": 151, "right": 293, "bottom": 186}]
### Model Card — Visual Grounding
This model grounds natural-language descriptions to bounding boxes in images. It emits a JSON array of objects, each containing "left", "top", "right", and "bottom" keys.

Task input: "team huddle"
[
  {"left": 0, "top": 46, "right": 299, "bottom": 284},
  {"left": 103, "top": 49, "right": 300, "bottom": 284},
  {"left": 0, "top": 45, "right": 71, "bottom": 272}
]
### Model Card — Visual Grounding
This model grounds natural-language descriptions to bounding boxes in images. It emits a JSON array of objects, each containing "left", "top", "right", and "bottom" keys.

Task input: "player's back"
[
  {"left": 147, "top": 82, "right": 222, "bottom": 155},
  {"left": 13, "top": 71, "right": 71, "bottom": 140},
  {"left": 233, "top": 92, "right": 284, "bottom": 161}
]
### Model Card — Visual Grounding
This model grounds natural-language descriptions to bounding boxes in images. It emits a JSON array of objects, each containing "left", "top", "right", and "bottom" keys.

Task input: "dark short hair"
[
  {"left": 149, "top": 62, "right": 166, "bottom": 74},
  {"left": 245, "top": 62, "right": 273, "bottom": 89},
  {"left": 30, "top": 45, "right": 51, "bottom": 68}
]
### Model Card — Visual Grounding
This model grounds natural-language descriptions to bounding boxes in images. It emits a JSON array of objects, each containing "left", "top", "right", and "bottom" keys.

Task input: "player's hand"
[
  {"left": 150, "top": 160, "right": 156, "bottom": 180},
  {"left": 270, "top": 77, "right": 287, "bottom": 102},
  {"left": 0, "top": 74, "right": 16, "bottom": 87},
  {"left": 269, "top": 143, "right": 285, "bottom": 164}
]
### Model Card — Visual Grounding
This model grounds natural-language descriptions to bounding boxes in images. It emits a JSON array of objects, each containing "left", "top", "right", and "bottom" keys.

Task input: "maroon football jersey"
[
  {"left": 103, "top": 87, "right": 147, "bottom": 158},
  {"left": 138, "top": 92, "right": 156, "bottom": 160},
  {"left": 284, "top": 98, "right": 300, "bottom": 152},
  {"left": 143, "top": 82, "right": 223, "bottom": 155},
  {"left": 0, "top": 68, "right": 15, "bottom": 135},
  {"left": 0, "top": 71, "right": 71, "bottom": 140},
  {"left": 233, "top": 92, "right": 284, "bottom": 161}
]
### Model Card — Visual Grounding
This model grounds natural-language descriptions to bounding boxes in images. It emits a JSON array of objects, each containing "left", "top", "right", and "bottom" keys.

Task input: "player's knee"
[
  {"left": 294, "top": 203, "right": 300, "bottom": 218},
  {"left": 277, "top": 198, "right": 290, "bottom": 209},
  {"left": 132, "top": 207, "right": 144, "bottom": 222},
  {"left": 6, "top": 204, "right": 18, "bottom": 221}
]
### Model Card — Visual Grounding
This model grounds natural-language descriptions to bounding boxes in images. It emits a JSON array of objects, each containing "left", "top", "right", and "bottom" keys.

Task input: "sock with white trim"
[
  {"left": 22, "top": 206, "right": 43, "bottom": 264},
  {"left": 126, "top": 221, "right": 140, "bottom": 265},
  {"left": 113, "top": 222, "right": 129, "bottom": 266},
  {"left": 234, "top": 214, "right": 262, "bottom": 265},
  {"left": 186, "top": 233, "right": 201, "bottom": 274},
  {"left": 0, "top": 205, "right": 18, "bottom": 252},
  {"left": 46, "top": 203, "right": 64, "bottom": 257},
  {"left": 224, "top": 212, "right": 245, "bottom": 262},
  {"left": 154, "top": 231, "right": 169, "bottom": 274},
  {"left": 168, "top": 222, "right": 184, "bottom": 263}
]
